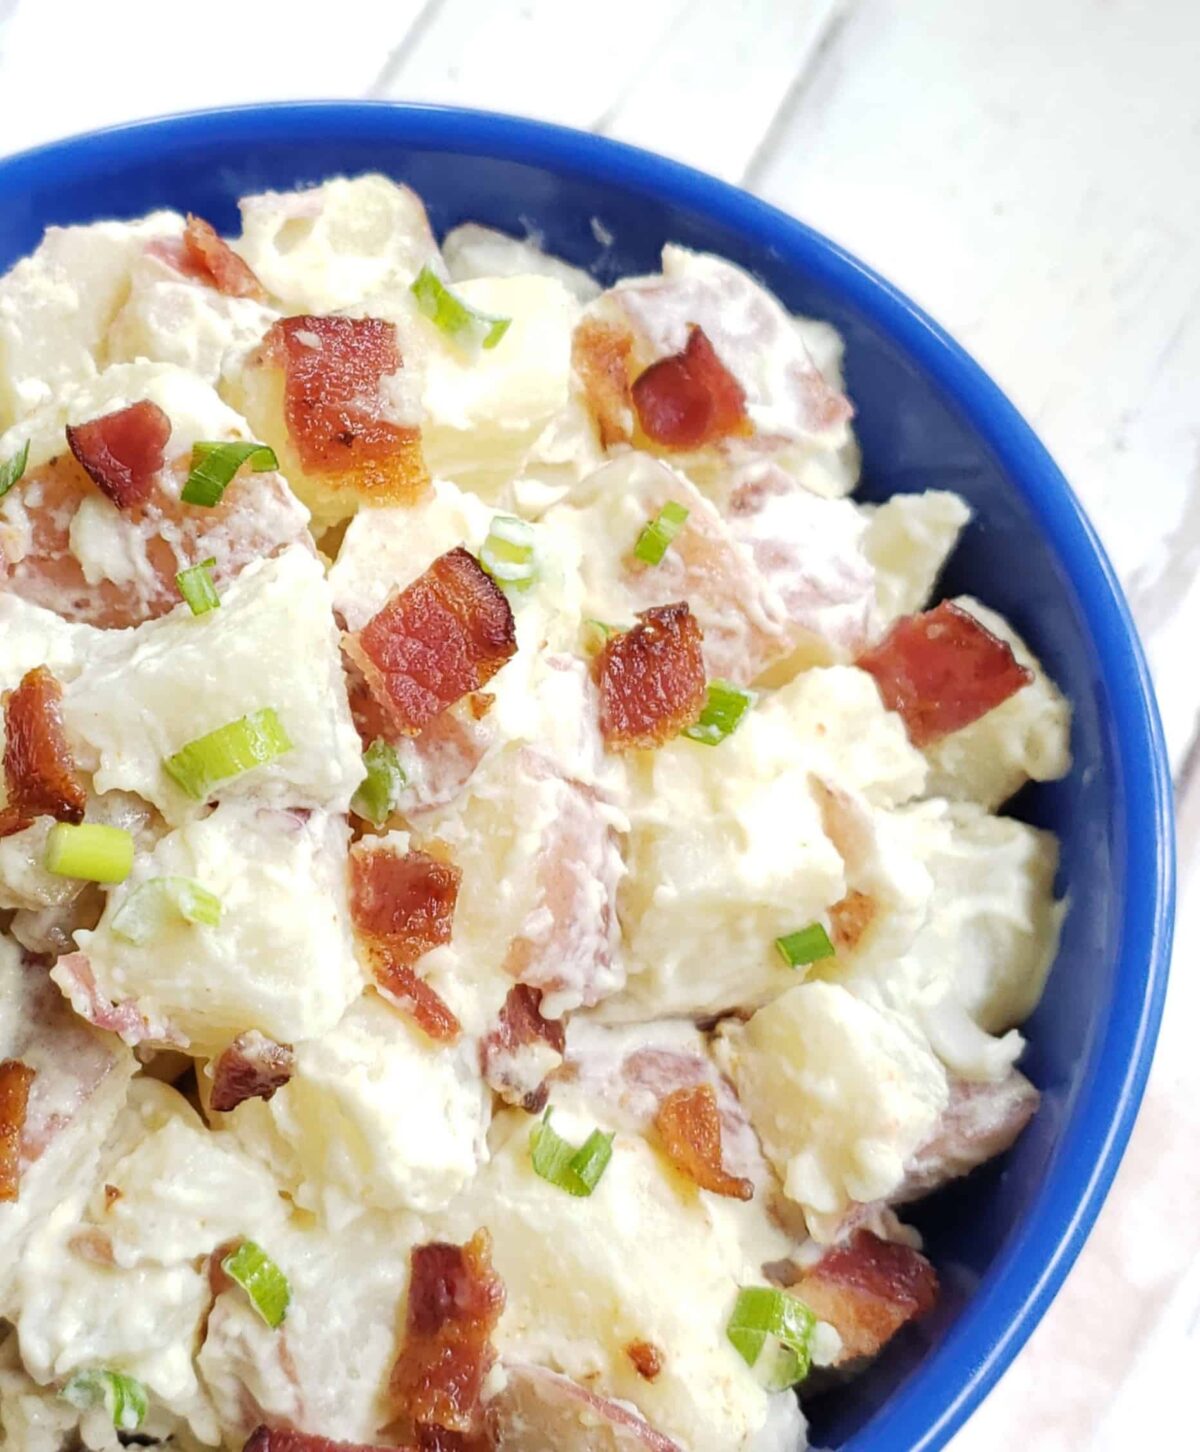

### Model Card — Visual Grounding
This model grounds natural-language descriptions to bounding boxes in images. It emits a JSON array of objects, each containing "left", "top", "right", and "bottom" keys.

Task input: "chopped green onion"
[
  {"left": 45, "top": 824, "right": 134, "bottom": 884},
  {"left": 410, "top": 265, "right": 511, "bottom": 351},
  {"left": 479, "top": 514, "right": 537, "bottom": 592},
  {"left": 176, "top": 556, "right": 220, "bottom": 616},
  {"left": 351, "top": 738, "right": 406, "bottom": 826},
  {"left": 633, "top": 501, "right": 689, "bottom": 566},
  {"left": 164, "top": 708, "right": 293, "bottom": 802},
  {"left": 727, "top": 1286, "right": 816, "bottom": 1391},
  {"left": 111, "top": 876, "right": 222, "bottom": 946},
  {"left": 0, "top": 440, "right": 29, "bottom": 500},
  {"left": 581, "top": 619, "right": 618, "bottom": 654},
  {"left": 61, "top": 1370, "right": 148, "bottom": 1431},
  {"left": 530, "top": 1108, "right": 614, "bottom": 1197},
  {"left": 221, "top": 1240, "right": 291, "bottom": 1329},
  {"left": 684, "top": 681, "right": 756, "bottom": 746},
  {"left": 181, "top": 440, "right": 278, "bottom": 507},
  {"left": 775, "top": 923, "right": 835, "bottom": 968}
]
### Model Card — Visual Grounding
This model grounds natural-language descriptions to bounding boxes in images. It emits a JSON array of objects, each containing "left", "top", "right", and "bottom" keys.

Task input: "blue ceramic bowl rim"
[{"left": 0, "top": 102, "right": 1176, "bottom": 1451}]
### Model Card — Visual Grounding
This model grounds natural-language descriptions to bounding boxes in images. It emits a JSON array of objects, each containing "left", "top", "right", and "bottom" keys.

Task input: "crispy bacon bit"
[
  {"left": 265, "top": 315, "right": 428, "bottom": 502},
  {"left": 480, "top": 985, "right": 566, "bottom": 1113},
  {"left": 466, "top": 693, "right": 494, "bottom": 722},
  {"left": 625, "top": 1340, "right": 664, "bottom": 1381},
  {"left": 830, "top": 890, "right": 875, "bottom": 951},
  {"left": 857, "top": 601, "right": 1033, "bottom": 747},
  {"left": 65, "top": 400, "right": 172, "bottom": 511},
  {"left": 210, "top": 1031, "right": 296, "bottom": 1113},
  {"left": 573, "top": 319, "right": 635, "bottom": 447},
  {"left": 243, "top": 1428, "right": 402, "bottom": 1452},
  {"left": 346, "top": 548, "right": 517, "bottom": 737},
  {"left": 182, "top": 215, "right": 268, "bottom": 300},
  {"left": 655, "top": 1084, "right": 753, "bottom": 1201},
  {"left": 350, "top": 845, "right": 463, "bottom": 1042},
  {"left": 1, "top": 667, "right": 86, "bottom": 833},
  {"left": 487, "top": 1365, "right": 683, "bottom": 1452},
  {"left": 595, "top": 602, "right": 706, "bottom": 751},
  {"left": 0, "top": 1058, "right": 36, "bottom": 1203},
  {"left": 104, "top": 1183, "right": 121, "bottom": 1208},
  {"left": 632, "top": 326, "right": 749, "bottom": 451},
  {"left": 350, "top": 845, "right": 462, "bottom": 966},
  {"left": 376, "top": 960, "right": 461, "bottom": 1044},
  {"left": 791, "top": 1230, "right": 938, "bottom": 1363},
  {"left": 391, "top": 1231, "right": 506, "bottom": 1438}
]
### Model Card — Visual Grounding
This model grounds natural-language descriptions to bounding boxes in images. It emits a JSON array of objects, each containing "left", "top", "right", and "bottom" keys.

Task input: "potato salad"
[{"left": 0, "top": 176, "right": 1071, "bottom": 1452}]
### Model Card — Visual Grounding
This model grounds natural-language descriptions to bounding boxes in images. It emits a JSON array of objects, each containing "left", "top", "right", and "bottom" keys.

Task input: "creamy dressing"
[{"left": 0, "top": 179, "right": 1073, "bottom": 1452}]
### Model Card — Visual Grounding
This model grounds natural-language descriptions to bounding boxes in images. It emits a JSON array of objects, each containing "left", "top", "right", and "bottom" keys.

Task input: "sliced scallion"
[
  {"left": 163, "top": 708, "right": 292, "bottom": 802},
  {"left": 221, "top": 1240, "right": 291, "bottom": 1329},
  {"left": 0, "top": 440, "right": 29, "bottom": 500},
  {"left": 410, "top": 265, "right": 511, "bottom": 351},
  {"left": 479, "top": 514, "right": 537, "bottom": 592},
  {"left": 530, "top": 1108, "right": 614, "bottom": 1197},
  {"left": 775, "top": 923, "right": 835, "bottom": 968},
  {"left": 633, "top": 500, "right": 689, "bottom": 566},
  {"left": 44, "top": 824, "right": 134, "bottom": 884},
  {"left": 111, "top": 876, "right": 222, "bottom": 946},
  {"left": 176, "top": 556, "right": 220, "bottom": 616},
  {"left": 581, "top": 619, "right": 618, "bottom": 654},
  {"left": 684, "top": 681, "right": 755, "bottom": 745},
  {"left": 181, "top": 440, "right": 277, "bottom": 508},
  {"left": 351, "top": 738, "right": 406, "bottom": 827},
  {"left": 726, "top": 1286, "right": 816, "bottom": 1391},
  {"left": 61, "top": 1370, "right": 148, "bottom": 1431}
]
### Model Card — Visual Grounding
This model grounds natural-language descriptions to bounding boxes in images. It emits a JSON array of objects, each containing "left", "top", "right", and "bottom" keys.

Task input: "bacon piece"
[
  {"left": 480, "top": 985, "right": 566, "bottom": 1113},
  {"left": 487, "top": 1365, "right": 683, "bottom": 1452},
  {"left": 857, "top": 601, "right": 1033, "bottom": 747},
  {"left": 376, "top": 961, "right": 461, "bottom": 1044},
  {"left": 345, "top": 548, "right": 517, "bottom": 737},
  {"left": 391, "top": 1230, "right": 506, "bottom": 1438},
  {"left": 182, "top": 215, "right": 268, "bottom": 301},
  {"left": 1, "top": 667, "right": 86, "bottom": 834},
  {"left": 66, "top": 400, "right": 172, "bottom": 511},
  {"left": 210, "top": 1031, "right": 296, "bottom": 1113},
  {"left": 243, "top": 1428, "right": 405, "bottom": 1452},
  {"left": 350, "top": 845, "right": 463, "bottom": 1041},
  {"left": 573, "top": 318, "right": 635, "bottom": 447},
  {"left": 631, "top": 326, "right": 749, "bottom": 451},
  {"left": 264, "top": 315, "right": 428, "bottom": 503},
  {"left": 790, "top": 1230, "right": 938, "bottom": 1363},
  {"left": 625, "top": 1340, "right": 664, "bottom": 1381},
  {"left": 594, "top": 602, "right": 706, "bottom": 751},
  {"left": 655, "top": 1083, "right": 753, "bottom": 1201},
  {"left": 350, "top": 845, "right": 462, "bottom": 966},
  {"left": 830, "top": 889, "right": 875, "bottom": 951},
  {"left": 0, "top": 1058, "right": 35, "bottom": 1202}
]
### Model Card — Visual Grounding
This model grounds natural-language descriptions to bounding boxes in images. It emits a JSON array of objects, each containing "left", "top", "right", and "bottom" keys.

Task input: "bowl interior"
[{"left": 0, "top": 105, "right": 1173, "bottom": 1452}]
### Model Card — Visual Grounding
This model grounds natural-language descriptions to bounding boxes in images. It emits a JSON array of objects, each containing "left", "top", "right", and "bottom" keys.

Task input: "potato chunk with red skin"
[
  {"left": 390, "top": 1230, "right": 505, "bottom": 1438},
  {"left": 65, "top": 399, "right": 171, "bottom": 511},
  {"left": 486, "top": 1364, "right": 683, "bottom": 1452},
  {"left": 790, "top": 1230, "right": 938, "bottom": 1363},
  {"left": 345, "top": 548, "right": 517, "bottom": 738},
  {"left": 0, "top": 1058, "right": 35, "bottom": 1202},
  {"left": 0, "top": 666, "right": 86, "bottom": 836},
  {"left": 857, "top": 600, "right": 1033, "bottom": 747},
  {"left": 594, "top": 603, "right": 706, "bottom": 751},
  {"left": 263, "top": 315, "right": 428, "bottom": 504}
]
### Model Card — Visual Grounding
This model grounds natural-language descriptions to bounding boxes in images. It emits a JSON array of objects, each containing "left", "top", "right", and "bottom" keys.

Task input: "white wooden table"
[{"left": 1, "top": 1, "right": 1196, "bottom": 1445}]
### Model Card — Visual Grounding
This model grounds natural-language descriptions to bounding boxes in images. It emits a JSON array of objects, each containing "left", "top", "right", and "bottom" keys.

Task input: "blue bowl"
[{"left": 0, "top": 104, "right": 1174, "bottom": 1450}]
